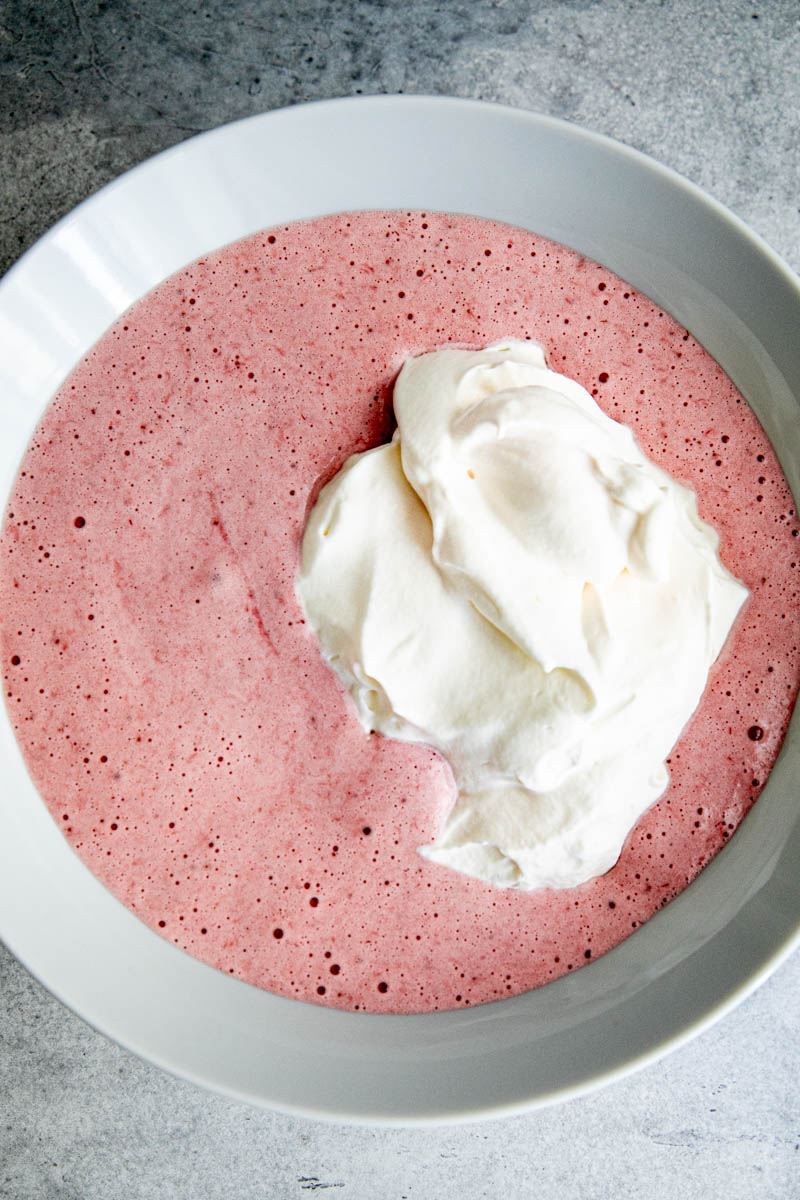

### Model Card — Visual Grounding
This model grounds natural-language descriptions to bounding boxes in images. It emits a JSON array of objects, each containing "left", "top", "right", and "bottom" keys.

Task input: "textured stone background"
[{"left": 1, "top": 1, "right": 799, "bottom": 1196}]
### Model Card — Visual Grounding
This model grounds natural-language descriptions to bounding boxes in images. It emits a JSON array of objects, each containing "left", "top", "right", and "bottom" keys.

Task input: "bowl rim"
[{"left": 2, "top": 93, "right": 800, "bottom": 1125}]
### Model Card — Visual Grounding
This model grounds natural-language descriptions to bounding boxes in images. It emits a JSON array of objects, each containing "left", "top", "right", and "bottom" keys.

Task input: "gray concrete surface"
[{"left": 1, "top": 1, "right": 799, "bottom": 1196}]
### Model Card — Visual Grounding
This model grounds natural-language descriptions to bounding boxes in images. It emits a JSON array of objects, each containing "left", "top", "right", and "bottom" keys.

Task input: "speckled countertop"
[{"left": 1, "top": 2, "right": 799, "bottom": 1196}]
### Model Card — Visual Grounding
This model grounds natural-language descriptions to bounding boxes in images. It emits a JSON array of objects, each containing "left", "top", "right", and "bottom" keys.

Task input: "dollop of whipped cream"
[{"left": 297, "top": 340, "right": 748, "bottom": 890}]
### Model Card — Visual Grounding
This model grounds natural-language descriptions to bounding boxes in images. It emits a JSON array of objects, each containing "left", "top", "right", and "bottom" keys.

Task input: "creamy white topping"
[{"left": 297, "top": 340, "right": 747, "bottom": 890}]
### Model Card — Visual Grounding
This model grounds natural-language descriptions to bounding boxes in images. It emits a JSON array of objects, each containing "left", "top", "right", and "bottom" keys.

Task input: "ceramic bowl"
[{"left": 1, "top": 96, "right": 799, "bottom": 1123}]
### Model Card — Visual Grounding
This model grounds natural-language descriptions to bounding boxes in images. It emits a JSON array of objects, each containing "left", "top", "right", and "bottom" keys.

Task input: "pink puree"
[{"left": 2, "top": 212, "right": 799, "bottom": 1012}]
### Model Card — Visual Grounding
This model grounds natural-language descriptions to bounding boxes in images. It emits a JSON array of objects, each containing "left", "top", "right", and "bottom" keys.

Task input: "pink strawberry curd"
[{"left": 2, "top": 211, "right": 799, "bottom": 1012}]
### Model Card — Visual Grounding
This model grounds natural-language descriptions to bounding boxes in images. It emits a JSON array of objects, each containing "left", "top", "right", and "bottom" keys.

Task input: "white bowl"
[{"left": 1, "top": 96, "right": 799, "bottom": 1124}]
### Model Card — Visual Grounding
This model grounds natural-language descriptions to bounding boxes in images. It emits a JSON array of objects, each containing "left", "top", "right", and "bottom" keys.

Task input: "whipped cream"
[{"left": 297, "top": 340, "right": 748, "bottom": 890}]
